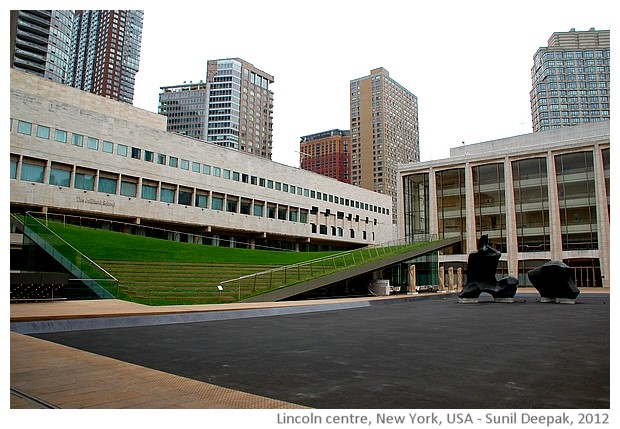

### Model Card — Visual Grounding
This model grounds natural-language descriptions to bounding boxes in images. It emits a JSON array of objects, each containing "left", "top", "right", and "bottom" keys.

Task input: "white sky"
[{"left": 125, "top": 0, "right": 613, "bottom": 168}]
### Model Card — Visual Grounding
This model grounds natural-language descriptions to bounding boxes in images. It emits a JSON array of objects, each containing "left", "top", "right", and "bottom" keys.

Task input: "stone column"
[
  {"left": 438, "top": 266, "right": 445, "bottom": 292},
  {"left": 448, "top": 267, "right": 454, "bottom": 291},
  {"left": 408, "top": 264, "right": 417, "bottom": 294},
  {"left": 593, "top": 144, "right": 610, "bottom": 288},
  {"left": 503, "top": 155, "right": 519, "bottom": 277},
  {"left": 428, "top": 167, "right": 439, "bottom": 238},
  {"left": 546, "top": 151, "right": 563, "bottom": 261},
  {"left": 464, "top": 162, "right": 477, "bottom": 254},
  {"left": 457, "top": 267, "right": 463, "bottom": 291}
]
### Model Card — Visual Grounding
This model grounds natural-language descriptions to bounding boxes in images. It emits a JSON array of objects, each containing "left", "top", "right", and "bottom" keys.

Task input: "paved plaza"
[{"left": 10, "top": 290, "right": 610, "bottom": 409}]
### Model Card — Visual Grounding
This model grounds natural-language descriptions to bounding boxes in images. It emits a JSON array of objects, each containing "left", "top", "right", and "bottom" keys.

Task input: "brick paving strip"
[{"left": 10, "top": 332, "right": 308, "bottom": 409}]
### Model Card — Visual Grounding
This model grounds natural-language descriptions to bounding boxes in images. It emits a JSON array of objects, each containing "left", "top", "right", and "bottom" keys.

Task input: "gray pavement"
[{"left": 10, "top": 290, "right": 610, "bottom": 409}]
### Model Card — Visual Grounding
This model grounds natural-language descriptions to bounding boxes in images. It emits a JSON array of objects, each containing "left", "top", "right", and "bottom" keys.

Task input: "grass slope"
[{"left": 47, "top": 221, "right": 340, "bottom": 265}]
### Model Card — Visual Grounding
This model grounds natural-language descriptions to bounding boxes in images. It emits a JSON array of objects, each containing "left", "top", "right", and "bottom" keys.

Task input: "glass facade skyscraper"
[
  {"left": 11, "top": 10, "right": 143, "bottom": 105},
  {"left": 10, "top": 10, "right": 74, "bottom": 83},
  {"left": 158, "top": 82, "right": 208, "bottom": 140},
  {"left": 206, "top": 58, "right": 274, "bottom": 159},
  {"left": 530, "top": 28, "right": 610, "bottom": 133}
]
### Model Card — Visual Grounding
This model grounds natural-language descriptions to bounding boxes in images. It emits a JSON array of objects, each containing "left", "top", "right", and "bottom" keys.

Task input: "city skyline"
[{"left": 129, "top": 0, "right": 613, "bottom": 168}]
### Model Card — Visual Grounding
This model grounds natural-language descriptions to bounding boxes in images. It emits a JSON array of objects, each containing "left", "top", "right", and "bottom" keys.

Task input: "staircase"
[{"left": 96, "top": 261, "right": 282, "bottom": 305}]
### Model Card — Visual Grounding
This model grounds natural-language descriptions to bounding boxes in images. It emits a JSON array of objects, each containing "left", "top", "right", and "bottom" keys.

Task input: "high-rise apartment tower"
[
  {"left": 350, "top": 67, "right": 419, "bottom": 222},
  {"left": 159, "top": 81, "right": 208, "bottom": 140},
  {"left": 300, "top": 129, "right": 351, "bottom": 183},
  {"left": 206, "top": 58, "right": 274, "bottom": 159},
  {"left": 530, "top": 28, "right": 610, "bottom": 133},
  {"left": 10, "top": 10, "right": 74, "bottom": 83},
  {"left": 67, "top": 10, "right": 144, "bottom": 104}
]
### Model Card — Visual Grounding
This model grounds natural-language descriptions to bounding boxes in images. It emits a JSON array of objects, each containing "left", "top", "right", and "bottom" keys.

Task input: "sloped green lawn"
[{"left": 46, "top": 221, "right": 340, "bottom": 265}]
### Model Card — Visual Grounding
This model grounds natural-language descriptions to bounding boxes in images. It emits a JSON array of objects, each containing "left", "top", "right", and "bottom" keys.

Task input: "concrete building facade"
[
  {"left": 10, "top": 70, "right": 394, "bottom": 252},
  {"left": 299, "top": 129, "right": 351, "bottom": 183},
  {"left": 350, "top": 67, "right": 419, "bottom": 222},
  {"left": 397, "top": 122, "right": 610, "bottom": 288},
  {"left": 530, "top": 28, "right": 610, "bottom": 133}
]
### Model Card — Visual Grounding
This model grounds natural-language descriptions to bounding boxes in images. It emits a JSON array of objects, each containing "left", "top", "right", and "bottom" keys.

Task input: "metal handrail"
[
  {"left": 216, "top": 234, "right": 438, "bottom": 298},
  {"left": 15, "top": 212, "right": 119, "bottom": 298}
]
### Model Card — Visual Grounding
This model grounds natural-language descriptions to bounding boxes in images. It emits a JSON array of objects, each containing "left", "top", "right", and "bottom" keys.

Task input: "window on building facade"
[
  {"left": 98, "top": 176, "right": 117, "bottom": 194},
  {"left": 512, "top": 157, "right": 550, "bottom": 252},
  {"left": 71, "top": 133, "right": 84, "bottom": 147},
  {"left": 158, "top": 186, "right": 174, "bottom": 203},
  {"left": 120, "top": 179, "right": 137, "bottom": 197},
  {"left": 36, "top": 125, "right": 50, "bottom": 139},
  {"left": 195, "top": 193, "right": 208, "bottom": 208},
  {"left": 17, "top": 121, "right": 32, "bottom": 135},
  {"left": 435, "top": 168, "right": 466, "bottom": 253},
  {"left": 88, "top": 137, "right": 99, "bottom": 151},
  {"left": 473, "top": 163, "right": 506, "bottom": 252},
  {"left": 49, "top": 164, "right": 71, "bottom": 186},
  {"left": 555, "top": 151, "right": 597, "bottom": 250},
  {"left": 103, "top": 141, "right": 114, "bottom": 153},
  {"left": 74, "top": 170, "right": 95, "bottom": 191},
  {"left": 178, "top": 188, "right": 192, "bottom": 205},
  {"left": 20, "top": 160, "right": 45, "bottom": 183},
  {"left": 141, "top": 183, "right": 157, "bottom": 200}
]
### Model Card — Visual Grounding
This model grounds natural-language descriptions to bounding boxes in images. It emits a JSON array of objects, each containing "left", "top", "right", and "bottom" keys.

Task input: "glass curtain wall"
[
  {"left": 435, "top": 168, "right": 466, "bottom": 253},
  {"left": 555, "top": 151, "right": 597, "bottom": 250},
  {"left": 402, "top": 173, "right": 429, "bottom": 240},
  {"left": 601, "top": 148, "right": 610, "bottom": 217},
  {"left": 472, "top": 163, "right": 506, "bottom": 252},
  {"left": 512, "top": 157, "right": 550, "bottom": 252}
]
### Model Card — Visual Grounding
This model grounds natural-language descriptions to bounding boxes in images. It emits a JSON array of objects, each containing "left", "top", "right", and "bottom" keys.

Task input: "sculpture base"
[
  {"left": 555, "top": 298, "right": 576, "bottom": 304},
  {"left": 458, "top": 298, "right": 478, "bottom": 304},
  {"left": 493, "top": 297, "right": 514, "bottom": 303}
]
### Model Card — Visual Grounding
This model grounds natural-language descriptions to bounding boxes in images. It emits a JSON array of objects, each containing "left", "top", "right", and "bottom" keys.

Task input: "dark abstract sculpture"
[
  {"left": 458, "top": 235, "right": 519, "bottom": 303},
  {"left": 527, "top": 260, "right": 580, "bottom": 304}
]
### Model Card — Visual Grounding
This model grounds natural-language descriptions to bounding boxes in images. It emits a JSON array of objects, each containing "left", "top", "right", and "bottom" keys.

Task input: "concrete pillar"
[
  {"left": 438, "top": 266, "right": 445, "bottom": 292},
  {"left": 546, "top": 151, "right": 563, "bottom": 261},
  {"left": 428, "top": 167, "right": 439, "bottom": 238},
  {"left": 457, "top": 267, "right": 463, "bottom": 290},
  {"left": 593, "top": 144, "right": 610, "bottom": 288},
  {"left": 503, "top": 156, "right": 519, "bottom": 277},
  {"left": 44, "top": 160, "right": 51, "bottom": 185},
  {"left": 448, "top": 267, "right": 454, "bottom": 291},
  {"left": 464, "top": 162, "right": 477, "bottom": 254},
  {"left": 408, "top": 264, "right": 417, "bottom": 294}
]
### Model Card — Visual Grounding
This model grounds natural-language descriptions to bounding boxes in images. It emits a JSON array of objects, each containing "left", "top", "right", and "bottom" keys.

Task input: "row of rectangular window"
[
  {"left": 11, "top": 157, "right": 311, "bottom": 221},
  {"left": 11, "top": 156, "right": 381, "bottom": 231},
  {"left": 12, "top": 118, "right": 389, "bottom": 216}
]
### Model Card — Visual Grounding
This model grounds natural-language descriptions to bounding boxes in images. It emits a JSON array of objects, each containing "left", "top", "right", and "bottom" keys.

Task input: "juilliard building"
[
  {"left": 10, "top": 69, "right": 394, "bottom": 252},
  {"left": 397, "top": 122, "right": 610, "bottom": 288}
]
